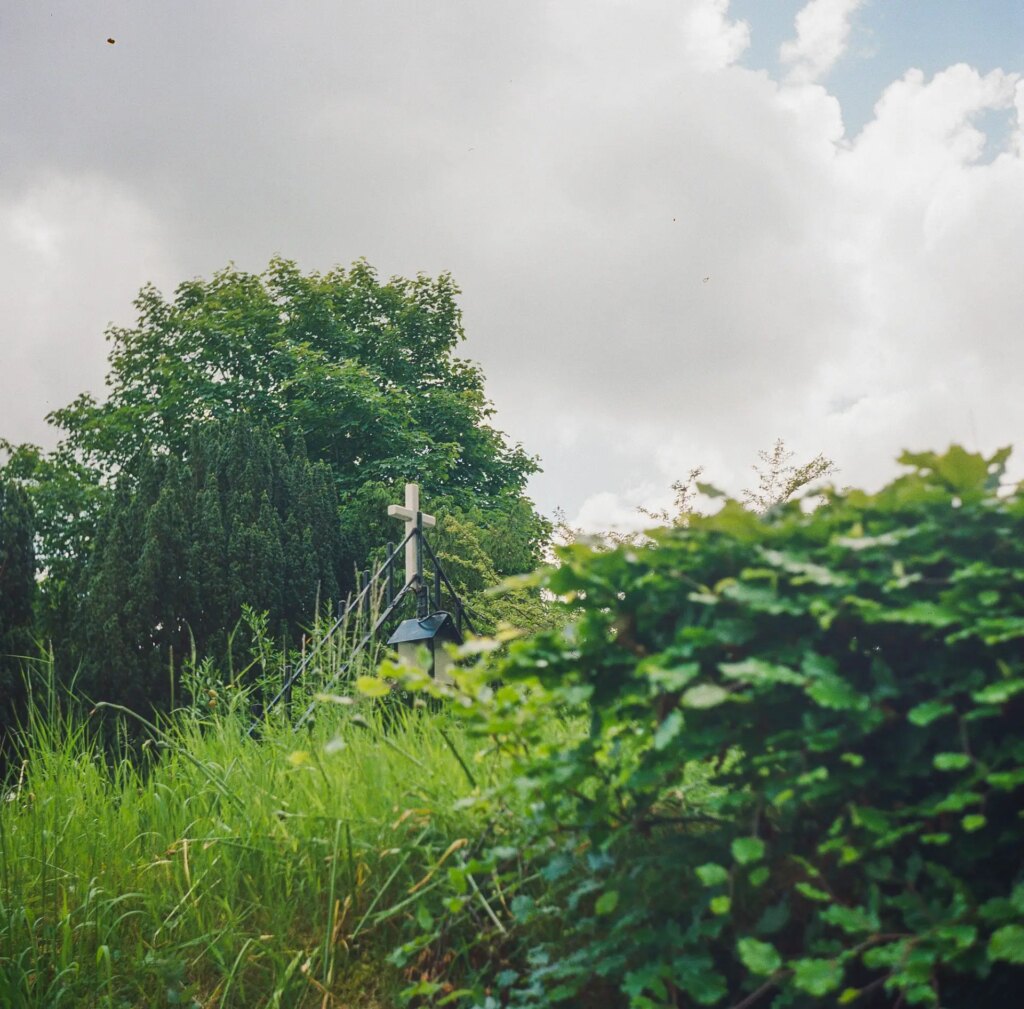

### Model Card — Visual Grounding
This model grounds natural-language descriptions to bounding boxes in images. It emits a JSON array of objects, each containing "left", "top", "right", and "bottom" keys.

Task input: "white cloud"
[
  {"left": 0, "top": 175, "right": 178, "bottom": 446},
  {"left": 781, "top": 0, "right": 865, "bottom": 85},
  {"left": 0, "top": 1, "right": 1022, "bottom": 523},
  {"left": 682, "top": 0, "right": 751, "bottom": 72}
]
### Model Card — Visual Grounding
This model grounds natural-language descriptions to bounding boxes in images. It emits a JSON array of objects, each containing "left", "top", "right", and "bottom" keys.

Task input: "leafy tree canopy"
[{"left": 49, "top": 258, "right": 538, "bottom": 505}]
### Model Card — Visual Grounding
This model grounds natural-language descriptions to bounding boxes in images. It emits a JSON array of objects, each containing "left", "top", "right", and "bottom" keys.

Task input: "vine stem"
[{"left": 726, "top": 972, "right": 788, "bottom": 1009}]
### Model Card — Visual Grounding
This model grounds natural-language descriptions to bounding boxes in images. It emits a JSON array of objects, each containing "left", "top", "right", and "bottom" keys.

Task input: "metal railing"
[{"left": 250, "top": 519, "right": 475, "bottom": 733}]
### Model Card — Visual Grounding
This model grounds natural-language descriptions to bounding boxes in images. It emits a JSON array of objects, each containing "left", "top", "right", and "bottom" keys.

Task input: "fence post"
[{"left": 416, "top": 512, "right": 427, "bottom": 617}]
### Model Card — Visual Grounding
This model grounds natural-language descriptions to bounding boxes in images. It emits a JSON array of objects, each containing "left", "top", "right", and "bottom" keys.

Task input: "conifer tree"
[
  {"left": 0, "top": 478, "right": 35, "bottom": 732},
  {"left": 78, "top": 421, "right": 345, "bottom": 712}
]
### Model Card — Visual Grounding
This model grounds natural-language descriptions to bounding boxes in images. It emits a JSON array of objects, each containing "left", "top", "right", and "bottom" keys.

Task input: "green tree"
[
  {"left": 0, "top": 477, "right": 36, "bottom": 733},
  {"left": 48, "top": 258, "right": 537, "bottom": 505},
  {"left": 79, "top": 421, "right": 344, "bottom": 712},
  {"left": 3, "top": 259, "right": 551, "bottom": 709},
  {"left": 0, "top": 439, "right": 107, "bottom": 639}
]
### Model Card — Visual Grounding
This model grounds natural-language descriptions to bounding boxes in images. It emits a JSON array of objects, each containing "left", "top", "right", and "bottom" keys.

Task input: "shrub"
[{"left": 395, "top": 446, "right": 1024, "bottom": 1007}]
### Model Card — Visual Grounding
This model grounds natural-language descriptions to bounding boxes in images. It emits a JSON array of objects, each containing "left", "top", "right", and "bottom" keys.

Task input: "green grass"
[{"left": 0, "top": 688, "right": 530, "bottom": 1008}]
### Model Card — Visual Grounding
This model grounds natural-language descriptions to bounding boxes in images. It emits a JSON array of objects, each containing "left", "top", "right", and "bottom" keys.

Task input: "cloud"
[
  {"left": 0, "top": 174, "right": 178, "bottom": 447},
  {"left": 0, "top": 1, "right": 1022, "bottom": 525},
  {"left": 682, "top": 0, "right": 751, "bottom": 72},
  {"left": 781, "top": 0, "right": 865, "bottom": 85}
]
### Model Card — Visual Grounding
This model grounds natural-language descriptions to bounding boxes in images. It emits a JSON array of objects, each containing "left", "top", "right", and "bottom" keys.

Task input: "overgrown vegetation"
[
  {"left": 372, "top": 445, "right": 1024, "bottom": 1007},
  {"left": 2, "top": 261, "right": 1022, "bottom": 1007},
  {"left": 3, "top": 445, "right": 1023, "bottom": 1007},
  {"left": 0, "top": 657, "right": 567, "bottom": 1008}
]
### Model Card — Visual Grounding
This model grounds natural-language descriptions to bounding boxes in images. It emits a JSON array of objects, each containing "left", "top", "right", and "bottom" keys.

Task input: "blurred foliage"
[{"left": 381, "top": 445, "right": 1024, "bottom": 1008}]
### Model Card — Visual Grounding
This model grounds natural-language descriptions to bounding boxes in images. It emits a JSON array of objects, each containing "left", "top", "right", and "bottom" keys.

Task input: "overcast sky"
[{"left": 2, "top": 1, "right": 1022, "bottom": 529}]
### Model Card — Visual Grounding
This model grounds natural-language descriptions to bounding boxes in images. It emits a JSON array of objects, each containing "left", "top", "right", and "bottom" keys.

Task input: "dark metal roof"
[{"left": 386, "top": 611, "right": 463, "bottom": 646}]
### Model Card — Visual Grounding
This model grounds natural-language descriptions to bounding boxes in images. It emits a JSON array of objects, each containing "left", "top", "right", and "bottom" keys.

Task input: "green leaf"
[
  {"left": 653, "top": 709, "right": 684, "bottom": 751},
  {"left": 681, "top": 684, "right": 730, "bottom": 709},
  {"left": 821, "top": 904, "right": 879, "bottom": 935},
  {"left": 979, "top": 897, "right": 1017, "bottom": 923},
  {"left": 1014, "top": 883, "right": 1024, "bottom": 914},
  {"left": 902, "top": 983, "right": 939, "bottom": 1006},
  {"left": 720, "top": 658, "right": 806, "bottom": 686},
  {"left": 858, "top": 600, "right": 957, "bottom": 627},
  {"left": 672, "top": 955, "right": 728, "bottom": 1005},
  {"left": 696, "top": 482, "right": 726, "bottom": 499},
  {"left": 695, "top": 863, "right": 729, "bottom": 887},
  {"left": 699, "top": 500, "right": 763, "bottom": 541},
  {"left": 907, "top": 700, "right": 955, "bottom": 726},
  {"left": 933, "top": 752, "right": 971, "bottom": 771},
  {"left": 355, "top": 675, "right": 390, "bottom": 698},
  {"left": 934, "top": 444, "right": 989, "bottom": 493},
  {"left": 748, "top": 866, "right": 770, "bottom": 887},
  {"left": 987, "top": 768, "right": 1024, "bottom": 790},
  {"left": 754, "top": 900, "right": 790, "bottom": 936},
  {"left": 731, "top": 837, "right": 765, "bottom": 865},
  {"left": 988, "top": 925, "right": 1024, "bottom": 964},
  {"left": 962, "top": 814, "right": 987, "bottom": 833},
  {"left": 795, "top": 882, "right": 831, "bottom": 903},
  {"left": 932, "top": 790, "right": 982, "bottom": 813},
  {"left": 595, "top": 890, "right": 619, "bottom": 916},
  {"left": 936, "top": 924, "right": 977, "bottom": 950},
  {"left": 806, "top": 675, "right": 868, "bottom": 711},
  {"left": 647, "top": 662, "right": 700, "bottom": 691},
  {"left": 973, "top": 679, "right": 1024, "bottom": 704},
  {"left": 791, "top": 958, "right": 842, "bottom": 996},
  {"left": 495, "top": 970, "right": 519, "bottom": 989},
  {"left": 415, "top": 902, "right": 434, "bottom": 931},
  {"left": 710, "top": 895, "right": 732, "bottom": 915},
  {"left": 737, "top": 938, "right": 782, "bottom": 976}
]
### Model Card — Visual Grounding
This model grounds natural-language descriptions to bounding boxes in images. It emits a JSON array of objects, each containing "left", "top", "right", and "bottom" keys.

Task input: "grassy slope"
[{"left": 0, "top": 697, "right": 520, "bottom": 1008}]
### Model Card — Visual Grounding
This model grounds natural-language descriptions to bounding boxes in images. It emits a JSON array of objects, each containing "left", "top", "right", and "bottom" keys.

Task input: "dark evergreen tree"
[
  {"left": 0, "top": 478, "right": 36, "bottom": 735},
  {"left": 78, "top": 421, "right": 344, "bottom": 713}
]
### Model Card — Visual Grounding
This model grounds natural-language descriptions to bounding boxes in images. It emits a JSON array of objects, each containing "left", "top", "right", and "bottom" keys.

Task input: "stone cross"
[{"left": 387, "top": 483, "right": 436, "bottom": 586}]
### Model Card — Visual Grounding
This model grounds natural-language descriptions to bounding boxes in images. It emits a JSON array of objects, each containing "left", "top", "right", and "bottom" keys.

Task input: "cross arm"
[{"left": 388, "top": 504, "right": 436, "bottom": 527}]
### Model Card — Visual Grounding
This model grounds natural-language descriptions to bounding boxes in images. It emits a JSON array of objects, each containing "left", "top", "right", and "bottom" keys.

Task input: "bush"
[{"left": 394, "top": 446, "right": 1024, "bottom": 1007}]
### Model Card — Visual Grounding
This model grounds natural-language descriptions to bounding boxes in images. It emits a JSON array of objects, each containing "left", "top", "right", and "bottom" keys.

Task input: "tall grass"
[{"left": 0, "top": 677, "right": 531, "bottom": 1007}]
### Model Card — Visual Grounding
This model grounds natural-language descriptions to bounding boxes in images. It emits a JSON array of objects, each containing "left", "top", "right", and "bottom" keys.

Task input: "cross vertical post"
[
  {"left": 416, "top": 510, "right": 427, "bottom": 617},
  {"left": 387, "top": 483, "right": 436, "bottom": 589}
]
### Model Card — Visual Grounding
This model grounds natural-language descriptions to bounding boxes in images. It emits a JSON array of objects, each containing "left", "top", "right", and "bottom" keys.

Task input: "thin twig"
[{"left": 727, "top": 973, "right": 787, "bottom": 1009}]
